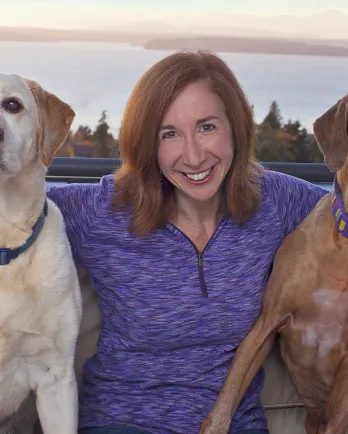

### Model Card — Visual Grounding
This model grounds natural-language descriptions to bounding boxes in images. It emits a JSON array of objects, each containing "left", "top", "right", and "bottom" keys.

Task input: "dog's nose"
[{"left": 0, "top": 124, "right": 3, "bottom": 142}]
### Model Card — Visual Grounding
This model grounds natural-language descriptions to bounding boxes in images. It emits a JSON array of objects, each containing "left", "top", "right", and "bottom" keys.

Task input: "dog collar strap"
[
  {"left": 331, "top": 177, "right": 348, "bottom": 238},
  {"left": 0, "top": 199, "right": 48, "bottom": 266}
]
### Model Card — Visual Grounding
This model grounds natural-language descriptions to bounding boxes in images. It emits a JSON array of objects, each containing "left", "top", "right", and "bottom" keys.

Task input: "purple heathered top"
[{"left": 46, "top": 170, "right": 328, "bottom": 433}]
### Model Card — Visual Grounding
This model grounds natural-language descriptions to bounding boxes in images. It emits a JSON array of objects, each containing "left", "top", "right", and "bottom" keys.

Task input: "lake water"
[{"left": 1, "top": 41, "right": 348, "bottom": 135}]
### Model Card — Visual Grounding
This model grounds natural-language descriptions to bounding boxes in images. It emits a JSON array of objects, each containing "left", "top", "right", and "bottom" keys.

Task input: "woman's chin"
[{"left": 180, "top": 183, "right": 222, "bottom": 204}]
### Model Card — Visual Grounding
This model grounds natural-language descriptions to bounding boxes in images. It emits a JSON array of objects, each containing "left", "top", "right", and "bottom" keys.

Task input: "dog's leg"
[
  {"left": 199, "top": 235, "right": 310, "bottom": 434},
  {"left": 35, "top": 364, "right": 78, "bottom": 434},
  {"left": 0, "top": 392, "right": 38, "bottom": 434},
  {"left": 0, "top": 371, "right": 32, "bottom": 430},
  {"left": 199, "top": 315, "right": 278, "bottom": 434},
  {"left": 315, "top": 354, "right": 348, "bottom": 434},
  {"left": 305, "top": 412, "right": 320, "bottom": 434}
]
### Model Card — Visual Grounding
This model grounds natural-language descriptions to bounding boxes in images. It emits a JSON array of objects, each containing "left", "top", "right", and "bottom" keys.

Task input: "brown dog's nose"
[{"left": 0, "top": 124, "right": 3, "bottom": 142}]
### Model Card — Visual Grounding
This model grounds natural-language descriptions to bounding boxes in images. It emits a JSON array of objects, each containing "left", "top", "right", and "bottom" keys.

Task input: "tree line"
[
  {"left": 254, "top": 101, "right": 323, "bottom": 163},
  {"left": 59, "top": 103, "right": 324, "bottom": 163},
  {"left": 59, "top": 110, "right": 119, "bottom": 159}
]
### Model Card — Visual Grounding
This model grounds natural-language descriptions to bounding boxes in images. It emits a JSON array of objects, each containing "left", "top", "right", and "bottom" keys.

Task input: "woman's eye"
[
  {"left": 200, "top": 123, "right": 216, "bottom": 132},
  {"left": 162, "top": 131, "right": 177, "bottom": 139}
]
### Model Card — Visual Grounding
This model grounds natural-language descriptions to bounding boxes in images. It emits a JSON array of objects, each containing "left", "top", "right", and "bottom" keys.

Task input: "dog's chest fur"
[
  {"left": 0, "top": 201, "right": 80, "bottom": 372},
  {"left": 280, "top": 283, "right": 348, "bottom": 409},
  {"left": 0, "top": 286, "right": 51, "bottom": 366}
]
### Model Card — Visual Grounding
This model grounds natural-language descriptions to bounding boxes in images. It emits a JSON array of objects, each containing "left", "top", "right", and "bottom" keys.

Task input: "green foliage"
[
  {"left": 255, "top": 101, "right": 323, "bottom": 163},
  {"left": 76, "top": 125, "right": 93, "bottom": 140},
  {"left": 92, "top": 110, "right": 112, "bottom": 158},
  {"left": 261, "top": 101, "right": 282, "bottom": 131}
]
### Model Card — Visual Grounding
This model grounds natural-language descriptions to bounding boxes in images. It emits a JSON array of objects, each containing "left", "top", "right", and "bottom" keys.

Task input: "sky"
[{"left": 1, "top": 0, "right": 348, "bottom": 29}]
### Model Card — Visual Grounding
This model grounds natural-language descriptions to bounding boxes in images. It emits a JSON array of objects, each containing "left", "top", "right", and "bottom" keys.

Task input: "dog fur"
[{"left": 0, "top": 73, "right": 82, "bottom": 434}]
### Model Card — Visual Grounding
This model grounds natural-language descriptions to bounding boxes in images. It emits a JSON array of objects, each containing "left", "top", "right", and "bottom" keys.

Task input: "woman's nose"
[{"left": 182, "top": 136, "right": 204, "bottom": 168}]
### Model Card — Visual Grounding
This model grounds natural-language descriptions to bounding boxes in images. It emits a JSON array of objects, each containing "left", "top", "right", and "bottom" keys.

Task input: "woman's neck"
[
  {"left": 171, "top": 192, "right": 222, "bottom": 251},
  {"left": 174, "top": 192, "right": 220, "bottom": 225}
]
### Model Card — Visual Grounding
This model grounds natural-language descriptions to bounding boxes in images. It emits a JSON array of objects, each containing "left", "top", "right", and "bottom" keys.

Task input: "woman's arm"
[{"left": 46, "top": 182, "right": 101, "bottom": 262}]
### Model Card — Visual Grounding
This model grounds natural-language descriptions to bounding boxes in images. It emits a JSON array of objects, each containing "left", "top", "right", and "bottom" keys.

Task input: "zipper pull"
[
  {"left": 198, "top": 252, "right": 208, "bottom": 298},
  {"left": 198, "top": 252, "right": 203, "bottom": 267}
]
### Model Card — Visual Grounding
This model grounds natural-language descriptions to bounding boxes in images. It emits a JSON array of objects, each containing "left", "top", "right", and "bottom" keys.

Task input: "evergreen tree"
[
  {"left": 92, "top": 110, "right": 111, "bottom": 158},
  {"left": 282, "top": 120, "right": 309, "bottom": 162},
  {"left": 262, "top": 101, "right": 282, "bottom": 130},
  {"left": 76, "top": 125, "right": 93, "bottom": 140}
]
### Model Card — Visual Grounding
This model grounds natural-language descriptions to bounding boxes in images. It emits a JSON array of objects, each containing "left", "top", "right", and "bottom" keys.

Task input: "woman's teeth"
[{"left": 185, "top": 167, "right": 213, "bottom": 181}]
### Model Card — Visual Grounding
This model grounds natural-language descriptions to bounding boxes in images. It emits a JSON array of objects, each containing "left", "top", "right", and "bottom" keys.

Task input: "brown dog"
[{"left": 199, "top": 95, "right": 348, "bottom": 434}]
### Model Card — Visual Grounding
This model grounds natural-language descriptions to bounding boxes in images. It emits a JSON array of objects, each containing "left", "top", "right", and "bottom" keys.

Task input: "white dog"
[{"left": 0, "top": 74, "right": 82, "bottom": 434}]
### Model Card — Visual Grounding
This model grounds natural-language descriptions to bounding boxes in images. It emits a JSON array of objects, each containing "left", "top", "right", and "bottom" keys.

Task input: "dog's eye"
[{"left": 2, "top": 98, "right": 23, "bottom": 114}]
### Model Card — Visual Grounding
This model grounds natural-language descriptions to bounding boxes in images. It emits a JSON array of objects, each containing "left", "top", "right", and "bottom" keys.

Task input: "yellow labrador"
[{"left": 0, "top": 74, "right": 82, "bottom": 434}]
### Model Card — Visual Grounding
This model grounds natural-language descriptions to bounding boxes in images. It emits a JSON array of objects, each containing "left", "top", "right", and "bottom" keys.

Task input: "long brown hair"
[{"left": 114, "top": 50, "right": 263, "bottom": 236}]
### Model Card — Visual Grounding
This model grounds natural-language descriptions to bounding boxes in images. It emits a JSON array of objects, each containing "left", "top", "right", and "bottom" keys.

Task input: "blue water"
[{"left": 1, "top": 41, "right": 347, "bottom": 135}]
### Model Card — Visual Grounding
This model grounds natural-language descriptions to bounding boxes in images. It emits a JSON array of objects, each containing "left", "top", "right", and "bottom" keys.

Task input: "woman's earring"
[{"left": 160, "top": 170, "right": 163, "bottom": 182}]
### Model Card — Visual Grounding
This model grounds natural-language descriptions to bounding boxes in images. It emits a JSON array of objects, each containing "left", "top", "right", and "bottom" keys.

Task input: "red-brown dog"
[{"left": 200, "top": 95, "right": 348, "bottom": 434}]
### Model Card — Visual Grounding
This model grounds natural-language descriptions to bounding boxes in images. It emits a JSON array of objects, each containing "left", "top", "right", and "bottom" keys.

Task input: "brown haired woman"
[{"left": 47, "top": 50, "right": 327, "bottom": 434}]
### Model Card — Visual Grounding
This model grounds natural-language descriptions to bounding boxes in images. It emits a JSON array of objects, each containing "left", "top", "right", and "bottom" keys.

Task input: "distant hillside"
[
  {"left": 144, "top": 36, "right": 348, "bottom": 58},
  {"left": 0, "top": 27, "right": 153, "bottom": 45},
  {"left": 1, "top": 27, "right": 348, "bottom": 58}
]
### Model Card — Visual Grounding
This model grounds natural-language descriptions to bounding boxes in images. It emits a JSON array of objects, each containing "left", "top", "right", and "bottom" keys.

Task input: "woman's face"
[{"left": 157, "top": 81, "right": 234, "bottom": 207}]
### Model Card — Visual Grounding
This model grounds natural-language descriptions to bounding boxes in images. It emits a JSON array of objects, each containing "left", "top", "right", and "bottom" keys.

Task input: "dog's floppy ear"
[
  {"left": 27, "top": 80, "right": 75, "bottom": 167},
  {"left": 313, "top": 95, "right": 348, "bottom": 172}
]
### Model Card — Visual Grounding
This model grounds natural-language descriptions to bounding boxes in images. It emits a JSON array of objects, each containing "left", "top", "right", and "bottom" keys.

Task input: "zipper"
[
  {"left": 198, "top": 251, "right": 208, "bottom": 298},
  {"left": 167, "top": 216, "right": 227, "bottom": 299}
]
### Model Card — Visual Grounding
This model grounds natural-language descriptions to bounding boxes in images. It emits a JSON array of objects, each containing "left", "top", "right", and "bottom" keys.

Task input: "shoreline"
[{"left": 1, "top": 28, "right": 348, "bottom": 59}]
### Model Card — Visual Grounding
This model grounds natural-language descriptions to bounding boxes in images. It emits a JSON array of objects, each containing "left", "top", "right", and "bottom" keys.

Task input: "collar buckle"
[
  {"left": 0, "top": 199, "right": 48, "bottom": 266},
  {"left": 0, "top": 248, "right": 11, "bottom": 265}
]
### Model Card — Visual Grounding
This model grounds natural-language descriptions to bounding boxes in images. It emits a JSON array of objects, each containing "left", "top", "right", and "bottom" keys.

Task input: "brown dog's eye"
[{"left": 2, "top": 98, "right": 23, "bottom": 114}]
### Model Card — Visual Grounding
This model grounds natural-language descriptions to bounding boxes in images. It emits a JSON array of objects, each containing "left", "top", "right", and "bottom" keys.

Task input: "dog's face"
[
  {"left": 313, "top": 94, "right": 348, "bottom": 172},
  {"left": 0, "top": 73, "right": 75, "bottom": 175}
]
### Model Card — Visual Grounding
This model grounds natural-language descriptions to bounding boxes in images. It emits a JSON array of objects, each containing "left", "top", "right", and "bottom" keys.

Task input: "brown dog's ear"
[
  {"left": 27, "top": 80, "right": 75, "bottom": 167},
  {"left": 313, "top": 95, "right": 348, "bottom": 172}
]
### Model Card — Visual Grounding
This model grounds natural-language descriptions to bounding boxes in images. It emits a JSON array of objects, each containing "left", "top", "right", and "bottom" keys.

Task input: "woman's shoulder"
[
  {"left": 45, "top": 174, "right": 122, "bottom": 259},
  {"left": 46, "top": 174, "right": 119, "bottom": 229},
  {"left": 261, "top": 169, "right": 328, "bottom": 200},
  {"left": 47, "top": 174, "right": 114, "bottom": 205},
  {"left": 262, "top": 169, "right": 307, "bottom": 191}
]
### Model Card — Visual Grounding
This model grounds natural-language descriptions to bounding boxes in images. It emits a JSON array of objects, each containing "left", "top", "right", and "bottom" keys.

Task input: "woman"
[{"left": 47, "top": 50, "right": 327, "bottom": 434}]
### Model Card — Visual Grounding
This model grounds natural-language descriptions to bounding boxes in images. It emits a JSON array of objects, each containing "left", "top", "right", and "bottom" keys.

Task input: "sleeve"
[
  {"left": 265, "top": 171, "right": 329, "bottom": 238},
  {"left": 46, "top": 181, "right": 102, "bottom": 262}
]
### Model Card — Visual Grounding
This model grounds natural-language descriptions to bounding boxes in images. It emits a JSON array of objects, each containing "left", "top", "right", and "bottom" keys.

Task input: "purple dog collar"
[{"left": 331, "top": 176, "right": 348, "bottom": 238}]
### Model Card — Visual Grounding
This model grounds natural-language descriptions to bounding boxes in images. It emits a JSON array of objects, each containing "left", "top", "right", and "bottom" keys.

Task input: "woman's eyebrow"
[
  {"left": 196, "top": 116, "right": 219, "bottom": 125},
  {"left": 160, "top": 123, "right": 176, "bottom": 130},
  {"left": 160, "top": 116, "right": 219, "bottom": 130}
]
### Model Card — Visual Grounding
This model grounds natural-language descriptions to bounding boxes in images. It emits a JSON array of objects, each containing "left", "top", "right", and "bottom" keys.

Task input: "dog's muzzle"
[{"left": 0, "top": 123, "right": 4, "bottom": 142}]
